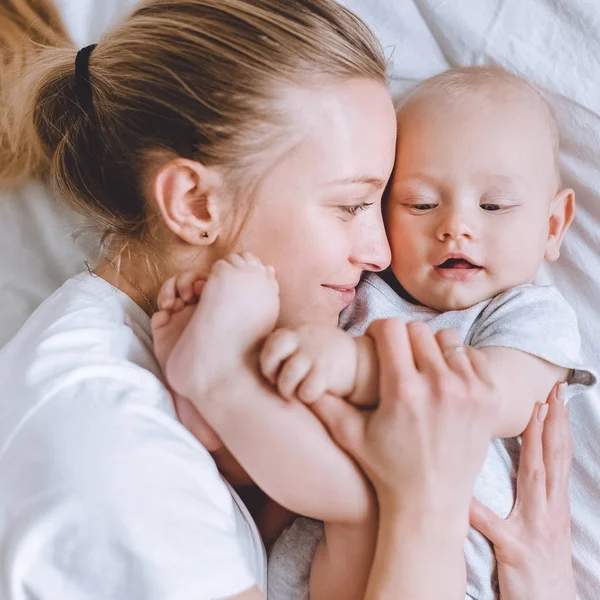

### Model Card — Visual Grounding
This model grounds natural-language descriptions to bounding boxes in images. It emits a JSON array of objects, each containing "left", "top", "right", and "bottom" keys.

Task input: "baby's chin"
[
  {"left": 428, "top": 295, "right": 485, "bottom": 312},
  {"left": 411, "top": 286, "right": 501, "bottom": 313},
  {"left": 395, "top": 268, "right": 532, "bottom": 312},
  {"left": 415, "top": 281, "right": 524, "bottom": 312}
]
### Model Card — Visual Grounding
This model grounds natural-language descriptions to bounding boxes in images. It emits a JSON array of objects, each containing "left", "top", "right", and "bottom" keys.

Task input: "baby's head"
[{"left": 386, "top": 67, "right": 574, "bottom": 312}]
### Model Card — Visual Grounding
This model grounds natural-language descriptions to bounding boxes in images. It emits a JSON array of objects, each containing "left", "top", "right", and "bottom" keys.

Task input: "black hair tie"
[{"left": 75, "top": 44, "right": 97, "bottom": 112}]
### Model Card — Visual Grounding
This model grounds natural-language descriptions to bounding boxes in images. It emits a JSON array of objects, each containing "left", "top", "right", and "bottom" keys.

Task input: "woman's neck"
[{"left": 95, "top": 258, "right": 157, "bottom": 316}]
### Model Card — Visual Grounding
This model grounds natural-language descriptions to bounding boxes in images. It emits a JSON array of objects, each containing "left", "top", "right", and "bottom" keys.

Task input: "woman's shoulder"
[
  {"left": 0, "top": 374, "right": 259, "bottom": 599},
  {"left": 0, "top": 271, "right": 164, "bottom": 406},
  {"left": 13, "top": 271, "right": 156, "bottom": 362},
  {"left": 0, "top": 271, "right": 181, "bottom": 480},
  {"left": 0, "top": 274, "right": 264, "bottom": 598},
  {"left": 0, "top": 268, "right": 213, "bottom": 488},
  {"left": 4, "top": 374, "right": 228, "bottom": 500}
]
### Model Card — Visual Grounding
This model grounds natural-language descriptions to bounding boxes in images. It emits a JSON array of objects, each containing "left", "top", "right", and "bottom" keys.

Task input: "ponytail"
[{"left": 0, "top": 0, "right": 72, "bottom": 188}]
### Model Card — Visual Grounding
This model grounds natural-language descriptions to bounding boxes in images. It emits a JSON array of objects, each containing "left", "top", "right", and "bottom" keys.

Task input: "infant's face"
[{"left": 386, "top": 94, "right": 560, "bottom": 311}]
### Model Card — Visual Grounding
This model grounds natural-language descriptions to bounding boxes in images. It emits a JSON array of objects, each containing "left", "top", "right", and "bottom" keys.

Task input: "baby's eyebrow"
[
  {"left": 392, "top": 172, "right": 438, "bottom": 185},
  {"left": 391, "top": 177, "right": 438, "bottom": 192},
  {"left": 483, "top": 174, "right": 520, "bottom": 188}
]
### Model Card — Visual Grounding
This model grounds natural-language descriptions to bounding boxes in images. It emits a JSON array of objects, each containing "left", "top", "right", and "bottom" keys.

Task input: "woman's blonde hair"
[{"left": 0, "top": 0, "right": 387, "bottom": 270}]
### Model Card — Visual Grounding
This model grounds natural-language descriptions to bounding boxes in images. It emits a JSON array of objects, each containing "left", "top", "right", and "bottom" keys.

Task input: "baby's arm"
[
  {"left": 260, "top": 324, "right": 379, "bottom": 407},
  {"left": 261, "top": 324, "right": 567, "bottom": 439},
  {"left": 469, "top": 285, "right": 585, "bottom": 438},
  {"left": 478, "top": 347, "right": 568, "bottom": 438}
]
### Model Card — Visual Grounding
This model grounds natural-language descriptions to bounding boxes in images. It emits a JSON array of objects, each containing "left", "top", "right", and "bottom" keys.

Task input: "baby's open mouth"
[{"left": 436, "top": 258, "right": 481, "bottom": 269}]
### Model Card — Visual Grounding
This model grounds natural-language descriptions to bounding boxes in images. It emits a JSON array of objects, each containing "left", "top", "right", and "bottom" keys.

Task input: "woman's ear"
[
  {"left": 153, "top": 158, "right": 225, "bottom": 245},
  {"left": 545, "top": 188, "right": 575, "bottom": 262}
]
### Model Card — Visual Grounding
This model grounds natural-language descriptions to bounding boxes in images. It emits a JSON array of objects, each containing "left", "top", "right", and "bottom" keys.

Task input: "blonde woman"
[{"left": 0, "top": 1, "right": 575, "bottom": 599}]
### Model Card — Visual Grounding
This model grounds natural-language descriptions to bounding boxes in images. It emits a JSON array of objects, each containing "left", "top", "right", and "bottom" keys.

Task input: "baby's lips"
[{"left": 436, "top": 258, "right": 481, "bottom": 269}]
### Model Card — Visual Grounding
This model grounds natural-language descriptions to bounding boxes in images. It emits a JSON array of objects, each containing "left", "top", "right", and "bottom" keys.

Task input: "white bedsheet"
[
  {"left": 0, "top": 1, "right": 599, "bottom": 597},
  {"left": 0, "top": 0, "right": 136, "bottom": 346}
]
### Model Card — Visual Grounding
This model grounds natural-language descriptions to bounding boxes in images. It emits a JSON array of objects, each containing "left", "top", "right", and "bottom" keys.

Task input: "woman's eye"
[{"left": 341, "top": 202, "right": 373, "bottom": 216}]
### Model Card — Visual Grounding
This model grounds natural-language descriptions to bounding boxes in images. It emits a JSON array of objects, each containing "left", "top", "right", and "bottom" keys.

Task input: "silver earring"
[{"left": 201, "top": 232, "right": 209, "bottom": 239}]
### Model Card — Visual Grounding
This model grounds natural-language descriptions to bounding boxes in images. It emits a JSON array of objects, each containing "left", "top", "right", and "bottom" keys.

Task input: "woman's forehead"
[{"left": 280, "top": 79, "right": 397, "bottom": 187}]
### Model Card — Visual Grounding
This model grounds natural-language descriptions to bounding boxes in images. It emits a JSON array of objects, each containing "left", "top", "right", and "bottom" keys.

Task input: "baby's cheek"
[{"left": 492, "top": 255, "right": 538, "bottom": 291}]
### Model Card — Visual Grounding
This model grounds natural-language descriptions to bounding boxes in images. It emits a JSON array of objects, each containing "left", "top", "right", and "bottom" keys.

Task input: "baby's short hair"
[{"left": 397, "top": 66, "right": 561, "bottom": 185}]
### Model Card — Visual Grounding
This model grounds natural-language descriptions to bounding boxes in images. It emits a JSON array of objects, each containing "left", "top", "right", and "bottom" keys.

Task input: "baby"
[{"left": 153, "top": 67, "right": 596, "bottom": 599}]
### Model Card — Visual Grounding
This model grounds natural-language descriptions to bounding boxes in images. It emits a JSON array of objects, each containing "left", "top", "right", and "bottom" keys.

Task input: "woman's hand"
[
  {"left": 313, "top": 319, "right": 499, "bottom": 519},
  {"left": 470, "top": 383, "right": 576, "bottom": 600},
  {"left": 311, "top": 319, "right": 501, "bottom": 600}
]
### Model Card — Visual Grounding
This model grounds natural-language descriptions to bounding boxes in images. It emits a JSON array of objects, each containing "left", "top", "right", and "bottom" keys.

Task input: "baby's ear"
[{"left": 545, "top": 188, "right": 575, "bottom": 262}]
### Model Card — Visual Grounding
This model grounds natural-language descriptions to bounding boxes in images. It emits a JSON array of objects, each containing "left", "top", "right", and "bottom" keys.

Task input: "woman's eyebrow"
[{"left": 324, "top": 176, "right": 387, "bottom": 188}]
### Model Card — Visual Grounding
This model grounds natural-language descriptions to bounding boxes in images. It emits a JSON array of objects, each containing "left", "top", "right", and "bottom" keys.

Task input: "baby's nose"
[{"left": 436, "top": 212, "right": 474, "bottom": 241}]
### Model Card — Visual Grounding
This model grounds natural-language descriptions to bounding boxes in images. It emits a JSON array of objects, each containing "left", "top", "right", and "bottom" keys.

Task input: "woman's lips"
[{"left": 322, "top": 284, "right": 357, "bottom": 305}]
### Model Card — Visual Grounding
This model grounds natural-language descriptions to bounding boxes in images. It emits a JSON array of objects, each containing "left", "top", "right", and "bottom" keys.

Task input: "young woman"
[{"left": 0, "top": 1, "right": 575, "bottom": 599}]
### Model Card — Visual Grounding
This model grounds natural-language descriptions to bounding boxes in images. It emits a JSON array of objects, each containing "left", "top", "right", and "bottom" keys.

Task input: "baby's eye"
[
  {"left": 406, "top": 203, "right": 438, "bottom": 212},
  {"left": 480, "top": 203, "right": 508, "bottom": 212},
  {"left": 480, "top": 203, "right": 501, "bottom": 211},
  {"left": 480, "top": 194, "right": 519, "bottom": 213}
]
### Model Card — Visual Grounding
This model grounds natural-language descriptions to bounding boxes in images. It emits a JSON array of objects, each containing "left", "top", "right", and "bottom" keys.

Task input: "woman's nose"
[{"left": 352, "top": 213, "right": 391, "bottom": 272}]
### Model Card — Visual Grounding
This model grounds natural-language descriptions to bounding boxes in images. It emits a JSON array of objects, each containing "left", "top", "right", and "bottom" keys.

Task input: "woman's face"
[{"left": 231, "top": 78, "right": 397, "bottom": 328}]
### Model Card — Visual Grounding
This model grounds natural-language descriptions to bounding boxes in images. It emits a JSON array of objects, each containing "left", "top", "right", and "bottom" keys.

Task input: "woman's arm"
[
  {"left": 311, "top": 319, "right": 501, "bottom": 600},
  {"left": 364, "top": 508, "right": 468, "bottom": 600},
  {"left": 200, "top": 364, "right": 375, "bottom": 523},
  {"left": 310, "top": 518, "right": 378, "bottom": 600},
  {"left": 470, "top": 383, "right": 576, "bottom": 600}
]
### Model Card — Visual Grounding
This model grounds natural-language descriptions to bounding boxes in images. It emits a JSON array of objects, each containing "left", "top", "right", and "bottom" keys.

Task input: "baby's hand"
[{"left": 260, "top": 325, "right": 358, "bottom": 404}]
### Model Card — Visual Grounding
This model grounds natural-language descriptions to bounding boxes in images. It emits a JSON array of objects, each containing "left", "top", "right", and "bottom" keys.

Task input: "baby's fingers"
[
  {"left": 277, "top": 352, "right": 312, "bottom": 401},
  {"left": 175, "top": 270, "right": 206, "bottom": 303},
  {"left": 297, "top": 370, "right": 328, "bottom": 405},
  {"left": 157, "top": 275, "right": 178, "bottom": 310},
  {"left": 260, "top": 328, "right": 299, "bottom": 384}
]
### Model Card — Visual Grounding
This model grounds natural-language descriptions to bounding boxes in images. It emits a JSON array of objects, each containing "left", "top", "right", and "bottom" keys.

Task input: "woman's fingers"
[
  {"left": 435, "top": 328, "right": 473, "bottom": 378},
  {"left": 407, "top": 321, "right": 446, "bottom": 373},
  {"left": 515, "top": 402, "right": 548, "bottom": 512},
  {"left": 469, "top": 497, "right": 508, "bottom": 547},
  {"left": 465, "top": 346, "right": 495, "bottom": 387},
  {"left": 543, "top": 383, "right": 573, "bottom": 502},
  {"left": 366, "top": 319, "right": 417, "bottom": 407},
  {"left": 516, "top": 385, "right": 572, "bottom": 510}
]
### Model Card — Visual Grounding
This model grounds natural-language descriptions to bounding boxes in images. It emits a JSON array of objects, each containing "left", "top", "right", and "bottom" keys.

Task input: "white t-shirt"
[{"left": 0, "top": 273, "right": 266, "bottom": 600}]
